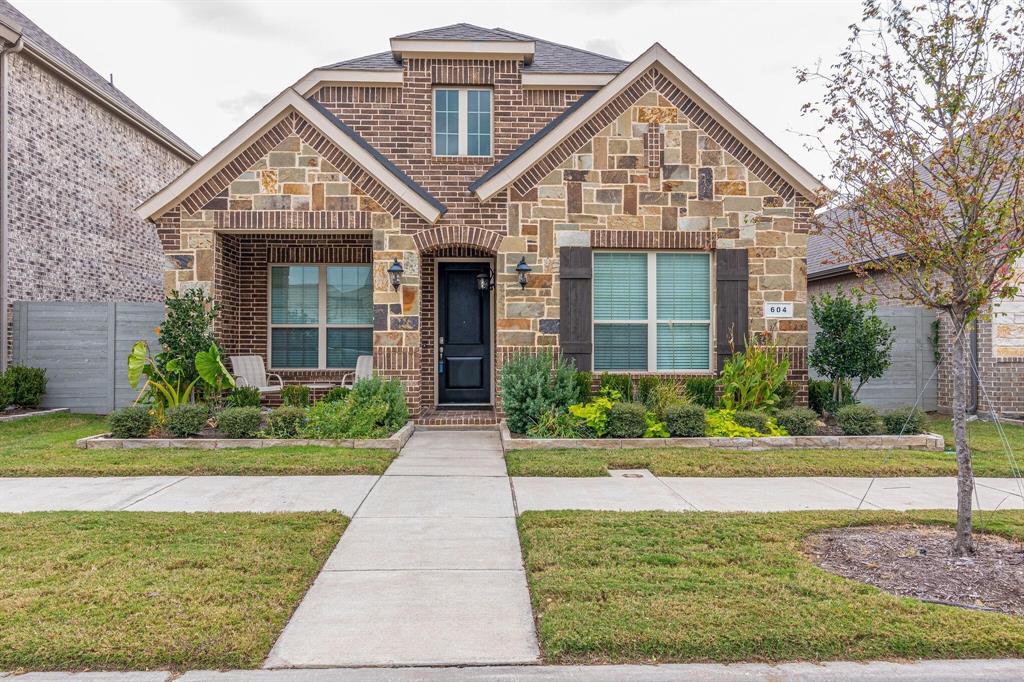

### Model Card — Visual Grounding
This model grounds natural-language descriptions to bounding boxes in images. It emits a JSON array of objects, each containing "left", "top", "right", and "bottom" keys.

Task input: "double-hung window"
[
  {"left": 593, "top": 252, "right": 712, "bottom": 372},
  {"left": 269, "top": 265, "right": 373, "bottom": 369},
  {"left": 433, "top": 88, "right": 491, "bottom": 157}
]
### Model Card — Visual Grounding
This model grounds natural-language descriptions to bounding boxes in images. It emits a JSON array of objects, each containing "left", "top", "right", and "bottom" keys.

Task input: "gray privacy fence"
[
  {"left": 808, "top": 305, "right": 938, "bottom": 411},
  {"left": 12, "top": 301, "right": 163, "bottom": 414}
]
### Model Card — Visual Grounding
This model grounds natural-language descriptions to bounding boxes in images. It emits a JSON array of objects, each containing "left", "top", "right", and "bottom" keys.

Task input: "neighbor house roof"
[{"left": 0, "top": 0, "right": 198, "bottom": 161}]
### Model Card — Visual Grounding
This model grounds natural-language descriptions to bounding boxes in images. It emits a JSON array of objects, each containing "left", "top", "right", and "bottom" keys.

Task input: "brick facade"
[
  {"left": 3, "top": 51, "right": 191, "bottom": 361},
  {"left": 151, "top": 44, "right": 814, "bottom": 419}
]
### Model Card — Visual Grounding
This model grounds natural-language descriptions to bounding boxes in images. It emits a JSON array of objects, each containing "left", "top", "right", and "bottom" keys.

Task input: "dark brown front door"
[{"left": 438, "top": 262, "right": 491, "bottom": 405}]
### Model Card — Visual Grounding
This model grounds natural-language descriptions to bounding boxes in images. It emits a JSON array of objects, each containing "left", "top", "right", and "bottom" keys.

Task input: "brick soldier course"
[{"left": 140, "top": 24, "right": 822, "bottom": 423}]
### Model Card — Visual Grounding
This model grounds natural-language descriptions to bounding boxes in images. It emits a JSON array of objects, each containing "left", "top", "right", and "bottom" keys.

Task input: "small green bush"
[
  {"left": 706, "top": 409, "right": 763, "bottom": 438},
  {"left": 836, "top": 404, "right": 883, "bottom": 436},
  {"left": 733, "top": 410, "right": 770, "bottom": 433},
  {"left": 500, "top": 350, "right": 578, "bottom": 434},
  {"left": 282, "top": 384, "right": 310, "bottom": 407},
  {"left": 600, "top": 373, "right": 633, "bottom": 401},
  {"left": 108, "top": 406, "right": 154, "bottom": 439},
  {"left": 4, "top": 365, "right": 47, "bottom": 408},
  {"left": 164, "top": 403, "right": 210, "bottom": 438},
  {"left": 684, "top": 376, "right": 717, "bottom": 408},
  {"left": 300, "top": 377, "right": 408, "bottom": 439},
  {"left": 265, "top": 406, "right": 307, "bottom": 438},
  {"left": 884, "top": 406, "right": 926, "bottom": 435},
  {"left": 217, "top": 406, "right": 263, "bottom": 438},
  {"left": 774, "top": 381, "right": 797, "bottom": 410},
  {"left": 776, "top": 407, "right": 818, "bottom": 436},
  {"left": 573, "top": 371, "right": 593, "bottom": 402},
  {"left": 322, "top": 386, "right": 351, "bottom": 403},
  {"left": 526, "top": 408, "right": 590, "bottom": 438},
  {"left": 665, "top": 404, "right": 706, "bottom": 437},
  {"left": 808, "top": 378, "right": 853, "bottom": 415},
  {"left": 226, "top": 386, "right": 262, "bottom": 408},
  {"left": 606, "top": 401, "right": 647, "bottom": 438},
  {"left": 0, "top": 373, "right": 11, "bottom": 410}
]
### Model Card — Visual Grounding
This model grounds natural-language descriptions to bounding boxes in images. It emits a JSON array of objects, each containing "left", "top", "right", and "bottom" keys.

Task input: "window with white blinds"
[
  {"left": 269, "top": 265, "right": 373, "bottom": 369},
  {"left": 593, "top": 252, "right": 712, "bottom": 372}
]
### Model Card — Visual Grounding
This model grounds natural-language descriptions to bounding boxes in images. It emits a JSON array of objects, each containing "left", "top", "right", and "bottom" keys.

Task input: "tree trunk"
[{"left": 951, "top": 320, "right": 975, "bottom": 556}]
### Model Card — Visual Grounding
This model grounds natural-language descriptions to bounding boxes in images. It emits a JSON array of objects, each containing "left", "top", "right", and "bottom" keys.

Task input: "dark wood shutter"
[
  {"left": 715, "top": 249, "right": 749, "bottom": 371},
  {"left": 559, "top": 246, "right": 593, "bottom": 371}
]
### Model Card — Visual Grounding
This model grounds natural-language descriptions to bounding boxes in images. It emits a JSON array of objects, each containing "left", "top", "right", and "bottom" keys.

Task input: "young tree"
[
  {"left": 800, "top": 0, "right": 1024, "bottom": 555},
  {"left": 809, "top": 290, "right": 895, "bottom": 402}
]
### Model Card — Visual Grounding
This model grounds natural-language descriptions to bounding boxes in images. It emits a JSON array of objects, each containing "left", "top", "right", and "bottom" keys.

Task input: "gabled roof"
[
  {"left": 393, "top": 23, "right": 512, "bottom": 41},
  {"left": 0, "top": 0, "right": 197, "bottom": 161},
  {"left": 137, "top": 89, "right": 445, "bottom": 224},
  {"left": 470, "top": 43, "right": 823, "bottom": 203}
]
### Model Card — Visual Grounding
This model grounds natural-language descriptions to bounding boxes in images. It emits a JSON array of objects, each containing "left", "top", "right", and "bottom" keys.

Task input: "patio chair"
[
  {"left": 230, "top": 355, "right": 284, "bottom": 394},
  {"left": 339, "top": 354, "right": 373, "bottom": 389}
]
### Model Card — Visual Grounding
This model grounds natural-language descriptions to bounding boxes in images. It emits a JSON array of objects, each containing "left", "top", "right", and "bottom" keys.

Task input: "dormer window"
[{"left": 434, "top": 88, "right": 491, "bottom": 157}]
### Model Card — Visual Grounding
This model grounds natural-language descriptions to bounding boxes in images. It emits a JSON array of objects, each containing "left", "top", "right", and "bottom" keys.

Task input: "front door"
[{"left": 438, "top": 262, "right": 491, "bottom": 405}]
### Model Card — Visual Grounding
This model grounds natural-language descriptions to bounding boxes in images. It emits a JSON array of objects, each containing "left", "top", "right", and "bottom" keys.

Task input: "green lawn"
[
  {"left": 0, "top": 511, "right": 344, "bottom": 671},
  {"left": 0, "top": 413, "right": 397, "bottom": 476},
  {"left": 506, "top": 415, "right": 1024, "bottom": 477},
  {"left": 520, "top": 510, "right": 1024, "bottom": 664}
]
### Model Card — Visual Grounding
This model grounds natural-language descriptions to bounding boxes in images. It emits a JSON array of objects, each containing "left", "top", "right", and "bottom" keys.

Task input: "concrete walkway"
[{"left": 264, "top": 430, "right": 539, "bottom": 668}]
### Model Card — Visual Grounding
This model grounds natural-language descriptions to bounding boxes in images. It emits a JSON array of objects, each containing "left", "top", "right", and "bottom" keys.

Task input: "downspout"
[{"left": 0, "top": 34, "right": 25, "bottom": 371}]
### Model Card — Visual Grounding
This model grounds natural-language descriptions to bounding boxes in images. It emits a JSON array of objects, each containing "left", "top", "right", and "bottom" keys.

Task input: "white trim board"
[
  {"left": 294, "top": 68, "right": 403, "bottom": 96},
  {"left": 389, "top": 38, "right": 535, "bottom": 63},
  {"left": 471, "top": 43, "right": 823, "bottom": 203},
  {"left": 136, "top": 88, "right": 443, "bottom": 225}
]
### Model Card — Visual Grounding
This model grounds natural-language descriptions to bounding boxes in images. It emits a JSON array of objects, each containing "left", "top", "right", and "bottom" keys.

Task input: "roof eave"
[
  {"left": 294, "top": 68, "right": 403, "bottom": 96},
  {"left": 389, "top": 38, "right": 536, "bottom": 63}
]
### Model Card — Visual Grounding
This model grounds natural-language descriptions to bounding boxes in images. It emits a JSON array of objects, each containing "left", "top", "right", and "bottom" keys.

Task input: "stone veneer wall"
[{"left": 4, "top": 51, "right": 190, "bottom": 361}]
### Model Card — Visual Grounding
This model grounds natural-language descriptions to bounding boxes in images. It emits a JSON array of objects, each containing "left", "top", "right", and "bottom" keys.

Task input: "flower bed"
[
  {"left": 76, "top": 420, "right": 415, "bottom": 451},
  {"left": 499, "top": 420, "right": 944, "bottom": 452}
]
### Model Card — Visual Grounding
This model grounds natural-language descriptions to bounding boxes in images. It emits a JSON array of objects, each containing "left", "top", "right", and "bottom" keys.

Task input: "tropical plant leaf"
[
  {"left": 195, "top": 345, "right": 235, "bottom": 389},
  {"left": 127, "top": 341, "right": 149, "bottom": 389}
]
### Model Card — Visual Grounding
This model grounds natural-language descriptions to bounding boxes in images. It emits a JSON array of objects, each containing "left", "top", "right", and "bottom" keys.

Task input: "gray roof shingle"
[
  {"left": 0, "top": 0, "right": 197, "bottom": 158},
  {"left": 393, "top": 23, "right": 514, "bottom": 41}
]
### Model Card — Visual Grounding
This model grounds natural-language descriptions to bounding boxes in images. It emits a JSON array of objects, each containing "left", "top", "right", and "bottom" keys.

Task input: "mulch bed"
[{"left": 805, "top": 525, "right": 1024, "bottom": 616}]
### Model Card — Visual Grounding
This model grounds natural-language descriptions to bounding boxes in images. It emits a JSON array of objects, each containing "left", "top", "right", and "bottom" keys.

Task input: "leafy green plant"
[
  {"left": 108, "top": 406, "right": 154, "bottom": 439},
  {"left": 808, "top": 378, "right": 852, "bottom": 415},
  {"left": 636, "top": 376, "right": 660, "bottom": 406},
  {"left": 500, "top": 350, "right": 578, "bottom": 434},
  {"left": 3, "top": 365, "right": 47, "bottom": 408},
  {"left": 282, "top": 385, "right": 310, "bottom": 408},
  {"left": 322, "top": 386, "right": 351, "bottom": 403},
  {"left": 718, "top": 334, "right": 790, "bottom": 411},
  {"left": 809, "top": 290, "right": 895, "bottom": 402},
  {"left": 226, "top": 386, "right": 262, "bottom": 408},
  {"left": 128, "top": 340, "right": 198, "bottom": 416},
  {"left": 164, "top": 404, "right": 209, "bottom": 438},
  {"left": 773, "top": 382, "right": 797, "bottom": 410},
  {"left": 217, "top": 406, "right": 263, "bottom": 439},
  {"left": 599, "top": 373, "right": 633, "bottom": 401},
  {"left": 0, "top": 372, "right": 11, "bottom": 410},
  {"left": 706, "top": 409, "right": 762, "bottom": 438},
  {"left": 300, "top": 377, "right": 407, "bottom": 439},
  {"left": 195, "top": 344, "right": 235, "bottom": 395},
  {"left": 835, "top": 404, "right": 883, "bottom": 436},
  {"left": 607, "top": 402, "right": 647, "bottom": 438},
  {"left": 644, "top": 412, "right": 670, "bottom": 438},
  {"left": 640, "top": 379, "right": 688, "bottom": 419},
  {"left": 157, "top": 288, "right": 218, "bottom": 387},
  {"left": 884, "top": 406, "right": 926, "bottom": 435},
  {"left": 526, "top": 409, "right": 590, "bottom": 439},
  {"left": 733, "top": 410, "right": 770, "bottom": 433},
  {"left": 265, "top": 406, "right": 307, "bottom": 438},
  {"left": 684, "top": 376, "right": 717, "bottom": 408},
  {"left": 776, "top": 407, "right": 819, "bottom": 436},
  {"left": 567, "top": 389, "right": 618, "bottom": 437},
  {"left": 665, "top": 404, "right": 706, "bottom": 437}
]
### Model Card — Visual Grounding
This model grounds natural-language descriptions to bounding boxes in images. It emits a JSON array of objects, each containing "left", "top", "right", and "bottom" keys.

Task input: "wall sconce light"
[
  {"left": 515, "top": 256, "right": 532, "bottom": 290},
  {"left": 387, "top": 258, "right": 404, "bottom": 290},
  {"left": 476, "top": 267, "right": 495, "bottom": 292}
]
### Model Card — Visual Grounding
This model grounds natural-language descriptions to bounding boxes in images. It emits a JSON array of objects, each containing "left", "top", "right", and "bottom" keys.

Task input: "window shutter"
[
  {"left": 715, "top": 249, "right": 748, "bottom": 371},
  {"left": 559, "top": 246, "right": 593, "bottom": 371}
]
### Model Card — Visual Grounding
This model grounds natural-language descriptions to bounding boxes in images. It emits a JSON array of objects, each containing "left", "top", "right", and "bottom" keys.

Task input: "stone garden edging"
[
  {"left": 498, "top": 421, "right": 944, "bottom": 452},
  {"left": 75, "top": 420, "right": 416, "bottom": 451}
]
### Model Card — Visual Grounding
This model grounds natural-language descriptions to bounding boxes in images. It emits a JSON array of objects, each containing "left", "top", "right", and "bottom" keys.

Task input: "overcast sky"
[{"left": 16, "top": 0, "right": 863, "bottom": 181}]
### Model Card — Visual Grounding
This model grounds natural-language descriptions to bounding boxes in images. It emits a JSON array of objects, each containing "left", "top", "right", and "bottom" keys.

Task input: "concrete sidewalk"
[{"left": 264, "top": 430, "right": 539, "bottom": 668}]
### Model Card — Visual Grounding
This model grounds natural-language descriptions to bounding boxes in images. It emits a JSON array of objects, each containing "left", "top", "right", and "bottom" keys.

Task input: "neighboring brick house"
[
  {"left": 139, "top": 24, "right": 822, "bottom": 424},
  {"left": 0, "top": 1, "right": 198, "bottom": 367},
  {"left": 809, "top": 213, "right": 1024, "bottom": 417}
]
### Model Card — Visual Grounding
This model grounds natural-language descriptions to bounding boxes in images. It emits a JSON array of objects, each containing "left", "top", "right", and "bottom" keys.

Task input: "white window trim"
[
  {"left": 432, "top": 87, "right": 493, "bottom": 157},
  {"left": 592, "top": 251, "right": 715, "bottom": 373},
  {"left": 267, "top": 263, "right": 373, "bottom": 371}
]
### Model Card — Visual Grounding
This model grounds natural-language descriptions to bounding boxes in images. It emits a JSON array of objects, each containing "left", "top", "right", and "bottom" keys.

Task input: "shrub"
[
  {"left": 349, "top": 377, "right": 408, "bottom": 434},
  {"left": 573, "top": 371, "right": 593, "bottom": 403},
  {"left": 706, "top": 409, "right": 762, "bottom": 438},
  {"left": 300, "top": 377, "right": 407, "bottom": 439},
  {"left": 226, "top": 386, "right": 262, "bottom": 408},
  {"left": 322, "top": 386, "right": 351, "bottom": 403},
  {"left": 0, "top": 373, "right": 11, "bottom": 410},
  {"left": 108, "top": 406, "right": 154, "bottom": 438},
  {"left": 665, "top": 404, "right": 706, "bottom": 437},
  {"left": 884, "top": 406, "right": 926, "bottom": 435},
  {"left": 600, "top": 373, "right": 633, "bottom": 401},
  {"left": 774, "top": 381, "right": 797, "bottom": 410},
  {"left": 568, "top": 393, "right": 616, "bottom": 437},
  {"left": 4, "top": 365, "right": 47, "bottom": 408},
  {"left": 776, "top": 407, "right": 818, "bottom": 436},
  {"left": 157, "top": 288, "right": 218, "bottom": 387},
  {"left": 733, "top": 410, "right": 770, "bottom": 433},
  {"left": 164, "top": 403, "right": 210, "bottom": 438},
  {"left": 808, "top": 378, "right": 852, "bottom": 415},
  {"left": 282, "top": 384, "right": 310, "bottom": 407},
  {"left": 500, "top": 350, "right": 578, "bottom": 434},
  {"left": 718, "top": 334, "right": 789, "bottom": 411},
  {"left": 606, "top": 402, "right": 647, "bottom": 438},
  {"left": 266, "top": 406, "right": 307, "bottom": 438},
  {"left": 526, "top": 409, "right": 590, "bottom": 438},
  {"left": 636, "top": 376, "right": 660, "bottom": 405},
  {"left": 685, "top": 376, "right": 717, "bottom": 408},
  {"left": 217, "top": 406, "right": 263, "bottom": 438},
  {"left": 639, "top": 378, "right": 688, "bottom": 419},
  {"left": 836, "top": 404, "right": 883, "bottom": 436}
]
